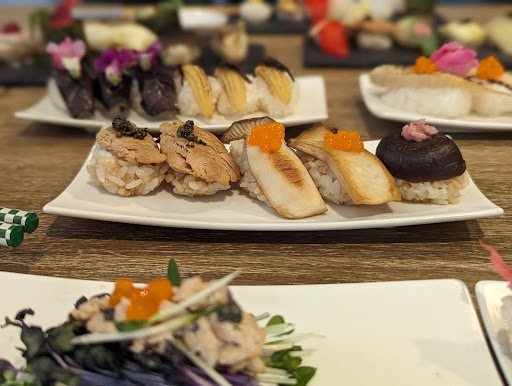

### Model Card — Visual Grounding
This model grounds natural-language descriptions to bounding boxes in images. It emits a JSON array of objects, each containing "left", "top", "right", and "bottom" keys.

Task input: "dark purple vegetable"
[
  {"left": 136, "top": 66, "right": 178, "bottom": 117},
  {"left": 95, "top": 74, "right": 132, "bottom": 117},
  {"left": 55, "top": 69, "right": 94, "bottom": 119},
  {"left": 376, "top": 131, "right": 466, "bottom": 182}
]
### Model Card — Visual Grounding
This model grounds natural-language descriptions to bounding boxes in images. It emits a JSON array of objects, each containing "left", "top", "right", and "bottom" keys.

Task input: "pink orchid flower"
[
  {"left": 46, "top": 37, "right": 86, "bottom": 78},
  {"left": 429, "top": 42, "right": 479, "bottom": 77}
]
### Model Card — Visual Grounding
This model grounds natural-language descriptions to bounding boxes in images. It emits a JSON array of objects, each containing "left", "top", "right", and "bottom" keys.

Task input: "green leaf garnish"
[
  {"left": 293, "top": 366, "right": 317, "bottom": 386},
  {"left": 115, "top": 319, "right": 147, "bottom": 332},
  {"left": 167, "top": 258, "right": 181, "bottom": 286},
  {"left": 266, "top": 315, "right": 285, "bottom": 326}
]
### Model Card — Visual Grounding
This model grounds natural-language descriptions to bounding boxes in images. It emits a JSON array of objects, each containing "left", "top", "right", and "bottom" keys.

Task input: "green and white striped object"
[
  {"left": 0, "top": 207, "right": 39, "bottom": 233},
  {"left": 0, "top": 222, "right": 24, "bottom": 247}
]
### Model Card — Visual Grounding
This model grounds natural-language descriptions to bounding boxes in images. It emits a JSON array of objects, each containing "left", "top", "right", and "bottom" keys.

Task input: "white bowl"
[{"left": 178, "top": 8, "right": 228, "bottom": 30}]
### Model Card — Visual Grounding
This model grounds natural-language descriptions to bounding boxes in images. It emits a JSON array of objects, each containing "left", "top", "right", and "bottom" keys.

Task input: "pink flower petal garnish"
[
  {"left": 46, "top": 37, "right": 86, "bottom": 72},
  {"left": 430, "top": 42, "right": 479, "bottom": 77},
  {"left": 401, "top": 119, "right": 438, "bottom": 142},
  {"left": 481, "top": 240, "right": 512, "bottom": 288}
]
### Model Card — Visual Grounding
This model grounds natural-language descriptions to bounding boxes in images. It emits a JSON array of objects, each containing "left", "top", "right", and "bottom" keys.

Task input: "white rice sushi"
[
  {"left": 370, "top": 64, "right": 512, "bottom": 118},
  {"left": 159, "top": 120, "right": 240, "bottom": 196},
  {"left": 255, "top": 58, "right": 299, "bottom": 118},
  {"left": 176, "top": 65, "right": 221, "bottom": 120},
  {"left": 87, "top": 118, "right": 167, "bottom": 196},
  {"left": 215, "top": 64, "right": 260, "bottom": 116}
]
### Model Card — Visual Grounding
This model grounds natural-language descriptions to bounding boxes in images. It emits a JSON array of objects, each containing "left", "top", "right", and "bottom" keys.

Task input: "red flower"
[{"left": 48, "top": 0, "right": 77, "bottom": 29}]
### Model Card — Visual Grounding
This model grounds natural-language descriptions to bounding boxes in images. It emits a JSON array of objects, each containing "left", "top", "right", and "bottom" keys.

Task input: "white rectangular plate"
[
  {"left": 43, "top": 139, "right": 503, "bottom": 231},
  {"left": 476, "top": 280, "right": 512, "bottom": 385},
  {"left": 0, "top": 272, "right": 503, "bottom": 386},
  {"left": 360, "top": 73, "right": 512, "bottom": 132},
  {"left": 14, "top": 76, "right": 327, "bottom": 134}
]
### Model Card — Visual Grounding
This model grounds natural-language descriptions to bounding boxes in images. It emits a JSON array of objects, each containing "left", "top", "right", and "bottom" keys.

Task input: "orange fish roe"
[
  {"left": 324, "top": 130, "right": 364, "bottom": 152},
  {"left": 246, "top": 121, "right": 285, "bottom": 153},
  {"left": 109, "top": 277, "right": 173, "bottom": 320},
  {"left": 109, "top": 278, "right": 134, "bottom": 307},
  {"left": 477, "top": 56, "right": 505, "bottom": 80},
  {"left": 414, "top": 56, "right": 437, "bottom": 74}
]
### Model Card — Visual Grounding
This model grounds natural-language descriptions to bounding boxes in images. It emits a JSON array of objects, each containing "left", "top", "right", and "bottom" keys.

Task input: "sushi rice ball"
[{"left": 87, "top": 118, "right": 168, "bottom": 197}]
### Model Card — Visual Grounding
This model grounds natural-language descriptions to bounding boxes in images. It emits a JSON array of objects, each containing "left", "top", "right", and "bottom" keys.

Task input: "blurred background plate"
[{"left": 359, "top": 74, "right": 512, "bottom": 132}]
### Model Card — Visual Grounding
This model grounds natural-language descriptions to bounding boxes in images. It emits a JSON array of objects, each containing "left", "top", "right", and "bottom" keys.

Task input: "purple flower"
[
  {"left": 46, "top": 37, "right": 86, "bottom": 78},
  {"left": 94, "top": 49, "right": 136, "bottom": 86},
  {"left": 137, "top": 42, "right": 162, "bottom": 71}
]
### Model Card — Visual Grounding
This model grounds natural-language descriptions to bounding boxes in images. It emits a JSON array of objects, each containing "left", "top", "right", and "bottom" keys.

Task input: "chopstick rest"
[
  {"left": 0, "top": 207, "right": 39, "bottom": 233},
  {"left": 0, "top": 222, "right": 24, "bottom": 247}
]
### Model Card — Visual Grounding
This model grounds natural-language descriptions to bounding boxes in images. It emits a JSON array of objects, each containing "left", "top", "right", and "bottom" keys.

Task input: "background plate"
[
  {"left": 43, "top": 140, "right": 503, "bottom": 231},
  {"left": 15, "top": 76, "right": 327, "bottom": 134},
  {"left": 360, "top": 74, "right": 512, "bottom": 132},
  {"left": 0, "top": 273, "right": 503, "bottom": 386},
  {"left": 476, "top": 280, "right": 512, "bottom": 386}
]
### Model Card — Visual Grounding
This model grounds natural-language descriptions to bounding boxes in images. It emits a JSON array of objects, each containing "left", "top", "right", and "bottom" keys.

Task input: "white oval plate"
[
  {"left": 15, "top": 76, "right": 328, "bottom": 134},
  {"left": 0, "top": 272, "right": 503, "bottom": 386},
  {"left": 360, "top": 73, "right": 512, "bottom": 132},
  {"left": 42, "top": 139, "right": 503, "bottom": 231}
]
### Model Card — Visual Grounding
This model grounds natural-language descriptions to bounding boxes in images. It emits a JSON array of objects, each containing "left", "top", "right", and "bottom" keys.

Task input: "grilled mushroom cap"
[{"left": 376, "top": 132, "right": 466, "bottom": 182}]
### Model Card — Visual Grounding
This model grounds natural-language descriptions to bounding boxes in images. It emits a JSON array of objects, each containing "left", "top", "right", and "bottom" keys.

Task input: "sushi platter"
[
  {"left": 360, "top": 74, "right": 512, "bottom": 132},
  {"left": 15, "top": 75, "right": 328, "bottom": 134},
  {"left": 43, "top": 138, "right": 502, "bottom": 231}
]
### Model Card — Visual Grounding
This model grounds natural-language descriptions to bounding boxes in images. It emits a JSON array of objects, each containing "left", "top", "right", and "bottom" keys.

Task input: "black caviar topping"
[
  {"left": 218, "top": 63, "right": 252, "bottom": 83},
  {"left": 261, "top": 57, "right": 295, "bottom": 81},
  {"left": 177, "top": 120, "right": 206, "bottom": 146},
  {"left": 112, "top": 116, "right": 148, "bottom": 139}
]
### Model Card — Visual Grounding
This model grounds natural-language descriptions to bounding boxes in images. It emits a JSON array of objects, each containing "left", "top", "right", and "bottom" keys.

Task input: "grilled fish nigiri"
[
  {"left": 160, "top": 120, "right": 240, "bottom": 196},
  {"left": 228, "top": 119, "right": 326, "bottom": 219},
  {"left": 289, "top": 126, "right": 400, "bottom": 205}
]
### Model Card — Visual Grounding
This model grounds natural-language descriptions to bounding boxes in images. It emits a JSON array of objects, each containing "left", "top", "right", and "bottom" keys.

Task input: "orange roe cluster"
[
  {"left": 414, "top": 56, "right": 437, "bottom": 74},
  {"left": 109, "top": 277, "right": 173, "bottom": 321},
  {"left": 476, "top": 56, "right": 505, "bottom": 80},
  {"left": 246, "top": 122, "right": 285, "bottom": 153},
  {"left": 324, "top": 130, "right": 364, "bottom": 152}
]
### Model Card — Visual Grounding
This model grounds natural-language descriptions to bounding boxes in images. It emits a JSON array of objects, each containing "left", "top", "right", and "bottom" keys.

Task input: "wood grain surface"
[{"left": 0, "top": 6, "right": 511, "bottom": 299}]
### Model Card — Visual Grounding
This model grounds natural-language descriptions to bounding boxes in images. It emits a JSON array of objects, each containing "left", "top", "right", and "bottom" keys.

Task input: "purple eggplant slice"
[
  {"left": 136, "top": 66, "right": 178, "bottom": 117},
  {"left": 376, "top": 132, "right": 466, "bottom": 182},
  {"left": 55, "top": 70, "right": 94, "bottom": 119},
  {"left": 95, "top": 73, "right": 132, "bottom": 117}
]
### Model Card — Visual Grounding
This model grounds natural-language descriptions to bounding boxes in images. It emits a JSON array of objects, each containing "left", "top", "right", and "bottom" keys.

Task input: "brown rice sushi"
[
  {"left": 87, "top": 117, "right": 168, "bottom": 196},
  {"left": 224, "top": 117, "right": 327, "bottom": 219},
  {"left": 289, "top": 126, "right": 400, "bottom": 205},
  {"left": 159, "top": 120, "right": 240, "bottom": 196},
  {"left": 376, "top": 119, "right": 468, "bottom": 204}
]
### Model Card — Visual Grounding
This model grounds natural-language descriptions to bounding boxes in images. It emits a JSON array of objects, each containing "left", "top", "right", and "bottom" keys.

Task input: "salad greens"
[{"left": 0, "top": 259, "right": 318, "bottom": 386}]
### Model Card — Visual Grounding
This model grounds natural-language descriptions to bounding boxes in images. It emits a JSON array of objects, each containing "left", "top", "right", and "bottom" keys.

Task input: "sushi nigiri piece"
[
  {"left": 370, "top": 43, "right": 512, "bottom": 117},
  {"left": 132, "top": 43, "right": 179, "bottom": 119},
  {"left": 93, "top": 48, "right": 135, "bottom": 118},
  {"left": 46, "top": 37, "right": 94, "bottom": 119},
  {"left": 159, "top": 120, "right": 240, "bottom": 197},
  {"left": 87, "top": 117, "right": 168, "bottom": 196},
  {"left": 255, "top": 58, "right": 299, "bottom": 118},
  {"left": 227, "top": 118, "right": 327, "bottom": 219},
  {"left": 176, "top": 64, "right": 221, "bottom": 120},
  {"left": 376, "top": 119, "right": 468, "bottom": 205},
  {"left": 215, "top": 63, "right": 259, "bottom": 116},
  {"left": 289, "top": 126, "right": 400, "bottom": 205}
]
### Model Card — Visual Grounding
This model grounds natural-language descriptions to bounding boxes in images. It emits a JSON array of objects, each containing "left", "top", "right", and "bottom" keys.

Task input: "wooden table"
[{"left": 0, "top": 6, "right": 511, "bottom": 299}]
